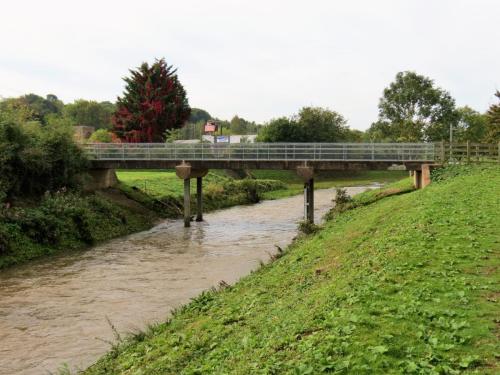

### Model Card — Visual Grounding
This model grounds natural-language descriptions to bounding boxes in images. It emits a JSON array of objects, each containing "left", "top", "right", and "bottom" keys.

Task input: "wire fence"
[{"left": 82, "top": 143, "right": 437, "bottom": 162}]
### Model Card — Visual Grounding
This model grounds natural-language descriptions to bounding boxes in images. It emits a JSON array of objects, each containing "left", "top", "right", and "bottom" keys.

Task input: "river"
[{"left": 0, "top": 186, "right": 372, "bottom": 374}]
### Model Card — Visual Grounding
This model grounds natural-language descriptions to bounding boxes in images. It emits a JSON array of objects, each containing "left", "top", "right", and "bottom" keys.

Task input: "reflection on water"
[{"left": 0, "top": 186, "right": 373, "bottom": 374}]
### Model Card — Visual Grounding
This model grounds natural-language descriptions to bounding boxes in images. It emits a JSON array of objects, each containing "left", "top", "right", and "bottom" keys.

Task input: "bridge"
[{"left": 84, "top": 142, "right": 438, "bottom": 227}]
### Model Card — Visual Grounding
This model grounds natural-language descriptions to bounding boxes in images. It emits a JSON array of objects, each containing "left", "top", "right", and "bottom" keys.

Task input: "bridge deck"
[{"left": 84, "top": 143, "right": 435, "bottom": 170}]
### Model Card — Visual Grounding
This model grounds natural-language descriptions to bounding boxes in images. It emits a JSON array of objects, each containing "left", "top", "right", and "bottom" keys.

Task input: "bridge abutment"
[{"left": 412, "top": 164, "right": 441, "bottom": 189}]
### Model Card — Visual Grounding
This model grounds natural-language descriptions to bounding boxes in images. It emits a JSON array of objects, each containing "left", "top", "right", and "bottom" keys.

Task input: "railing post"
[
  {"left": 466, "top": 140, "right": 470, "bottom": 164},
  {"left": 122, "top": 143, "right": 125, "bottom": 160},
  {"left": 440, "top": 140, "right": 445, "bottom": 163}
]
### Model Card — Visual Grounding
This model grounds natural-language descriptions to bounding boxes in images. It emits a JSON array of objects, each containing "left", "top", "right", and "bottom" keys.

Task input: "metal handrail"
[{"left": 82, "top": 142, "right": 436, "bottom": 162}]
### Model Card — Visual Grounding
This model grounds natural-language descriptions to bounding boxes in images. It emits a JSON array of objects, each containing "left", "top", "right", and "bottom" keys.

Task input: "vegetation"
[
  {"left": 85, "top": 165, "right": 499, "bottom": 374},
  {"left": 367, "top": 71, "right": 458, "bottom": 142},
  {"left": 89, "top": 128, "right": 114, "bottom": 143},
  {"left": 453, "top": 107, "right": 488, "bottom": 143},
  {"left": 113, "top": 58, "right": 191, "bottom": 142},
  {"left": 485, "top": 91, "right": 500, "bottom": 143},
  {"left": 250, "top": 170, "right": 408, "bottom": 200},
  {"left": 366, "top": 72, "right": 499, "bottom": 143},
  {"left": 0, "top": 117, "right": 88, "bottom": 200},
  {"left": 257, "top": 107, "right": 351, "bottom": 142},
  {"left": 64, "top": 99, "right": 115, "bottom": 129},
  {"left": 0, "top": 191, "right": 154, "bottom": 269}
]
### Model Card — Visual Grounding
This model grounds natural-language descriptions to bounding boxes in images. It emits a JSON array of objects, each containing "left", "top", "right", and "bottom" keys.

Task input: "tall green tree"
[
  {"left": 257, "top": 107, "right": 348, "bottom": 142},
  {"left": 454, "top": 106, "right": 488, "bottom": 142},
  {"left": 368, "top": 71, "right": 458, "bottom": 141},
  {"left": 484, "top": 91, "right": 500, "bottom": 143},
  {"left": 189, "top": 108, "right": 211, "bottom": 123},
  {"left": 64, "top": 100, "right": 115, "bottom": 129},
  {"left": 113, "top": 58, "right": 191, "bottom": 142},
  {"left": 0, "top": 94, "right": 63, "bottom": 125}
]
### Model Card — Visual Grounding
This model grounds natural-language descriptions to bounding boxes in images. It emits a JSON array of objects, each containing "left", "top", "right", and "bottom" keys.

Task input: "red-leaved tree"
[{"left": 112, "top": 59, "right": 191, "bottom": 142}]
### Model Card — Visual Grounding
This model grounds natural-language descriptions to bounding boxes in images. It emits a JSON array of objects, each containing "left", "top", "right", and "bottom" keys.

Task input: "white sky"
[{"left": 0, "top": 0, "right": 499, "bottom": 130}]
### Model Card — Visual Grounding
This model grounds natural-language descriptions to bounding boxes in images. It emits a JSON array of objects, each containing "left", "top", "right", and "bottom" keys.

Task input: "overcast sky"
[{"left": 0, "top": 0, "right": 499, "bottom": 129}]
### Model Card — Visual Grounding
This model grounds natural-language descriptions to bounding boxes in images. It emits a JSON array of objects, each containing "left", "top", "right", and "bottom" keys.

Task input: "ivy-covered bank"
[
  {"left": 0, "top": 177, "right": 286, "bottom": 269},
  {"left": 85, "top": 165, "right": 499, "bottom": 374}
]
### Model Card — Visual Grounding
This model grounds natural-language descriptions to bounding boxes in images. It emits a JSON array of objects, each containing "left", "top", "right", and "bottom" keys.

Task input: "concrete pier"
[
  {"left": 175, "top": 163, "right": 208, "bottom": 227},
  {"left": 304, "top": 178, "right": 314, "bottom": 224},
  {"left": 196, "top": 177, "right": 203, "bottom": 222},
  {"left": 297, "top": 165, "right": 315, "bottom": 224},
  {"left": 183, "top": 178, "right": 191, "bottom": 227}
]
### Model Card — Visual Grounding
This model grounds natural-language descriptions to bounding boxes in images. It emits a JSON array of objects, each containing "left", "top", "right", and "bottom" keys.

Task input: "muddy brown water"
[{"left": 0, "top": 186, "right": 374, "bottom": 374}]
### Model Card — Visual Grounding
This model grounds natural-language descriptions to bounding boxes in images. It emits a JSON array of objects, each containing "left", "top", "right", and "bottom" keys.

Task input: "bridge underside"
[
  {"left": 90, "top": 160, "right": 437, "bottom": 227},
  {"left": 90, "top": 160, "right": 430, "bottom": 171}
]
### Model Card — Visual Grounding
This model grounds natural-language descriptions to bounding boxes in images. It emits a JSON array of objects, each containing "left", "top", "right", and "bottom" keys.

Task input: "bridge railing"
[{"left": 82, "top": 143, "right": 436, "bottom": 162}]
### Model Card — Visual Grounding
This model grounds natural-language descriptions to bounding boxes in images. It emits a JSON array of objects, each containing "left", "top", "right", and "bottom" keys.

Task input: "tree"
[
  {"left": 257, "top": 107, "right": 348, "bottom": 142},
  {"left": 0, "top": 117, "right": 87, "bottom": 199},
  {"left": 257, "top": 117, "right": 303, "bottom": 142},
  {"left": 112, "top": 58, "right": 191, "bottom": 142},
  {"left": 368, "top": 71, "right": 458, "bottom": 142},
  {"left": 0, "top": 94, "right": 63, "bottom": 125},
  {"left": 454, "top": 106, "right": 488, "bottom": 142},
  {"left": 64, "top": 100, "right": 115, "bottom": 129},
  {"left": 21, "top": 94, "right": 63, "bottom": 124},
  {"left": 189, "top": 108, "right": 211, "bottom": 123},
  {"left": 484, "top": 91, "right": 500, "bottom": 143}
]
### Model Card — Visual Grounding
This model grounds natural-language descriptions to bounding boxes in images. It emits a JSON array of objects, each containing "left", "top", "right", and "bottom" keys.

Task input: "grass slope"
[{"left": 86, "top": 165, "right": 499, "bottom": 374}]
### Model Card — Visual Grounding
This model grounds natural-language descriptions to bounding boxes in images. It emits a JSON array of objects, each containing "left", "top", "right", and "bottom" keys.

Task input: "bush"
[
  {"left": 89, "top": 129, "right": 113, "bottom": 143},
  {"left": 0, "top": 118, "right": 88, "bottom": 200}
]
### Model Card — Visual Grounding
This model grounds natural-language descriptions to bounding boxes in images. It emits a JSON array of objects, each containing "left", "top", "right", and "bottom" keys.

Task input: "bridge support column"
[
  {"left": 304, "top": 178, "right": 314, "bottom": 224},
  {"left": 175, "top": 162, "right": 208, "bottom": 227},
  {"left": 297, "top": 165, "right": 315, "bottom": 224},
  {"left": 183, "top": 178, "right": 191, "bottom": 227},
  {"left": 196, "top": 177, "right": 203, "bottom": 222}
]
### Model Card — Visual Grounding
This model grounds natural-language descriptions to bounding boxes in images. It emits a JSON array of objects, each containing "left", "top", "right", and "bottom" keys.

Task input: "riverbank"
[
  {"left": 85, "top": 165, "right": 499, "bottom": 374},
  {"left": 0, "top": 170, "right": 405, "bottom": 269}
]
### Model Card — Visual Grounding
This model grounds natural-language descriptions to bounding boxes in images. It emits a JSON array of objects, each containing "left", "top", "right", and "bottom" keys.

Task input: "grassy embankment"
[{"left": 85, "top": 165, "right": 499, "bottom": 374}]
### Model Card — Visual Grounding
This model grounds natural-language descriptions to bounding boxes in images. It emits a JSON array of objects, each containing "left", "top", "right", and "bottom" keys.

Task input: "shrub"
[{"left": 0, "top": 118, "right": 88, "bottom": 200}]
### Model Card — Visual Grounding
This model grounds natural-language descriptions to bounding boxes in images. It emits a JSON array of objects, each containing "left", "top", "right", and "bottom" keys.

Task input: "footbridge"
[{"left": 84, "top": 143, "right": 437, "bottom": 226}]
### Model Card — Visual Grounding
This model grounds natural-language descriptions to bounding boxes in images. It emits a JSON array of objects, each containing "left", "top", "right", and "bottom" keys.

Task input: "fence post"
[
  {"left": 498, "top": 141, "right": 500, "bottom": 163},
  {"left": 466, "top": 140, "right": 470, "bottom": 164},
  {"left": 440, "top": 140, "right": 445, "bottom": 163}
]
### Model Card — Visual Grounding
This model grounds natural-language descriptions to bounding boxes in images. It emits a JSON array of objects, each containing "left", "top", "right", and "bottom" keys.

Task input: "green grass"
[
  {"left": 116, "top": 170, "right": 231, "bottom": 199},
  {"left": 255, "top": 170, "right": 408, "bottom": 199},
  {"left": 117, "top": 169, "right": 408, "bottom": 201},
  {"left": 85, "top": 165, "right": 499, "bottom": 374}
]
